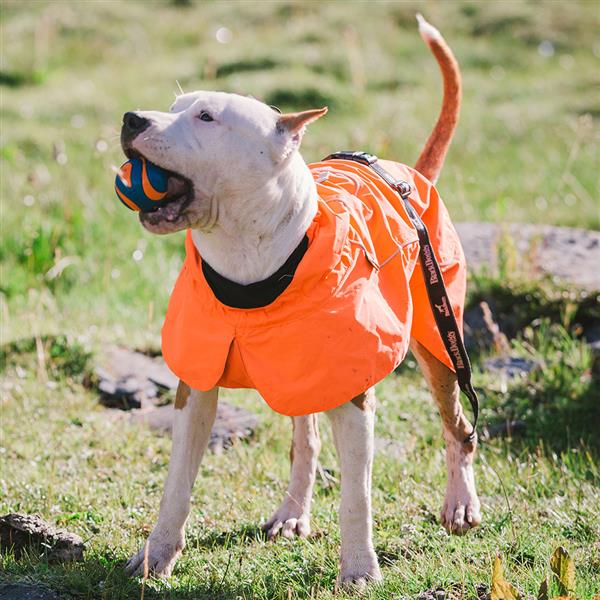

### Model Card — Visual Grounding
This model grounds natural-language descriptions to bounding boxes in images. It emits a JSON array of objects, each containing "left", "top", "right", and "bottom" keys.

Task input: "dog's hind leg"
[
  {"left": 263, "top": 414, "right": 320, "bottom": 539},
  {"left": 410, "top": 338, "right": 481, "bottom": 534},
  {"left": 327, "top": 391, "right": 382, "bottom": 588},
  {"left": 126, "top": 382, "right": 218, "bottom": 577}
]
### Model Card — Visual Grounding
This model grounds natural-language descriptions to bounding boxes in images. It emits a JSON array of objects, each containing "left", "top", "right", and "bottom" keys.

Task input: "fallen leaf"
[
  {"left": 491, "top": 555, "right": 522, "bottom": 600},
  {"left": 550, "top": 546, "right": 575, "bottom": 596}
]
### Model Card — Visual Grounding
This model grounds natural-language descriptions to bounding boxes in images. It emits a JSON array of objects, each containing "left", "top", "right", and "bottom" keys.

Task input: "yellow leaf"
[
  {"left": 493, "top": 555, "right": 504, "bottom": 581},
  {"left": 550, "top": 546, "right": 575, "bottom": 596},
  {"left": 491, "top": 555, "right": 522, "bottom": 600}
]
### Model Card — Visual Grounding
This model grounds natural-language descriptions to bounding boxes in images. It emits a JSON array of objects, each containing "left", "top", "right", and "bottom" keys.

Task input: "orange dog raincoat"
[{"left": 161, "top": 159, "right": 466, "bottom": 415}]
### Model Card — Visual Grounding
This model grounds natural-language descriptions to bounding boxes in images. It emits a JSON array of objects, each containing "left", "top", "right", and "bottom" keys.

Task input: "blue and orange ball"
[{"left": 115, "top": 157, "right": 171, "bottom": 212}]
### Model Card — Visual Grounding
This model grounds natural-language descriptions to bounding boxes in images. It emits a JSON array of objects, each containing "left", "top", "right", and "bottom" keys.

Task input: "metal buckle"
[
  {"left": 351, "top": 151, "right": 378, "bottom": 165},
  {"left": 393, "top": 180, "right": 411, "bottom": 199}
]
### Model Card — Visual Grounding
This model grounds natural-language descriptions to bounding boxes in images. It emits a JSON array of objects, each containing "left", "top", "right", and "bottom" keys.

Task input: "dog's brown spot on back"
[
  {"left": 174, "top": 380, "right": 190, "bottom": 410},
  {"left": 351, "top": 387, "right": 376, "bottom": 411}
]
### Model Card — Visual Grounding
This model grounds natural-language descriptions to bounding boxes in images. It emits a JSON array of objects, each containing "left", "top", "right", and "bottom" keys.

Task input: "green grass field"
[{"left": 1, "top": 1, "right": 599, "bottom": 598}]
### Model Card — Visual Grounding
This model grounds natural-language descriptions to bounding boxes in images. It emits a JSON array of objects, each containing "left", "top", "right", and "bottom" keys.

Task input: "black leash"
[{"left": 323, "top": 151, "right": 478, "bottom": 443}]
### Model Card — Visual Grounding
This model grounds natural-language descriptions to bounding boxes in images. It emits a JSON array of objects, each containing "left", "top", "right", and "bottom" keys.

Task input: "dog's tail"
[{"left": 414, "top": 14, "right": 461, "bottom": 184}]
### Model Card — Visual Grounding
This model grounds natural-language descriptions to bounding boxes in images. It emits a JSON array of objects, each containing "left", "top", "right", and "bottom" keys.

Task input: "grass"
[
  {"left": 1, "top": 1, "right": 599, "bottom": 598},
  {"left": 1, "top": 324, "right": 598, "bottom": 599}
]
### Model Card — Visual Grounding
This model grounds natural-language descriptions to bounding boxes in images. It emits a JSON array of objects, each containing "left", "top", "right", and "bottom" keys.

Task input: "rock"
[
  {"left": 456, "top": 222, "right": 600, "bottom": 292},
  {"left": 125, "top": 402, "right": 259, "bottom": 451},
  {"left": 95, "top": 347, "right": 181, "bottom": 409},
  {"left": 95, "top": 347, "right": 184, "bottom": 409},
  {"left": 0, "top": 513, "right": 84, "bottom": 562},
  {"left": 97, "top": 372, "right": 157, "bottom": 409},
  {"left": 208, "top": 402, "right": 260, "bottom": 451},
  {"left": 125, "top": 403, "right": 176, "bottom": 432},
  {"left": 96, "top": 347, "right": 260, "bottom": 450},
  {"left": 483, "top": 356, "right": 539, "bottom": 379},
  {"left": 0, "top": 583, "right": 62, "bottom": 600},
  {"left": 95, "top": 347, "right": 167, "bottom": 410},
  {"left": 481, "top": 420, "right": 527, "bottom": 440}
]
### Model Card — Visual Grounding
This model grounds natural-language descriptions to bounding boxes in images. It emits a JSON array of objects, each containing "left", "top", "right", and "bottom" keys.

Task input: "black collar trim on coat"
[{"left": 201, "top": 234, "right": 309, "bottom": 309}]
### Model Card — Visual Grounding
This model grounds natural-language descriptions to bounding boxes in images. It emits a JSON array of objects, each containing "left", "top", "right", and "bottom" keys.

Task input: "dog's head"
[{"left": 120, "top": 91, "right": 327, "bottom": 235}]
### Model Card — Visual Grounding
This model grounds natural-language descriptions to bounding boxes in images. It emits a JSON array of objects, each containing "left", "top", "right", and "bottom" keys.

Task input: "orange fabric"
[{"left": 161, "top": 160, "right": 466, "bottom": 416}]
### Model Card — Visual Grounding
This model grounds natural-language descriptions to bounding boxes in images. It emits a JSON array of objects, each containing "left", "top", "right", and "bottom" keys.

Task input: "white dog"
[{"left": 122, "top": 15, "right": 481, "bottom": 587}]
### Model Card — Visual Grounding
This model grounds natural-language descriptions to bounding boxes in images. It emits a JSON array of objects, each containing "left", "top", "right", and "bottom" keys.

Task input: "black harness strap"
[{"left": 323, "top": 151, "right": 479, "bottom": 443}]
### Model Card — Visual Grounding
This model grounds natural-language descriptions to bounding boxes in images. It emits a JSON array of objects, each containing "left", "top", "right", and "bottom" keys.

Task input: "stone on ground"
[
  {"left": 96, "top": 348, "right": 259, "bottom": 450},
  {"left": 0, "top": 513, "right": 84, "bottom": 562},
  {"left": 127, "top": 402, "right": 259, "bottom": 451}
]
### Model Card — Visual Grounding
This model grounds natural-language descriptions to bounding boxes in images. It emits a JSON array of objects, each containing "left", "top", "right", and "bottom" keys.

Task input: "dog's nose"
[{"left": 122, "top": 112, "right": 150, "bottom": 138}]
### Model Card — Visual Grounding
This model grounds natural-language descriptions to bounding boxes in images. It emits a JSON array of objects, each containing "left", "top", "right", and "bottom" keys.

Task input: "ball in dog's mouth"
[{"left": 122, "top": 150, "right": 193, "bottom": 228}]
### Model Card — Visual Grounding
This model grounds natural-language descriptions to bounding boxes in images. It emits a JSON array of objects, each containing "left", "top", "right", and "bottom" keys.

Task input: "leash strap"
[{"left": 323, "top": 151, "right": 478, "bottom": 443}]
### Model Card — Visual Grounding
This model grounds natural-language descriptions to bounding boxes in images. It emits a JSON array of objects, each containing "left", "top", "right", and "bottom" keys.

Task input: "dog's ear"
[
  {"left": 272, "top": 107, "right": 328, "bottom": 161},
  {"left": 276, "top": 107, "right": 328, "bottom": 134}
]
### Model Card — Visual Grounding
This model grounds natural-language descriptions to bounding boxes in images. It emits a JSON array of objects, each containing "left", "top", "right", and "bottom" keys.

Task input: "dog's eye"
[{"left": 197, "top": 111, "right": 214, "bottom": 122}]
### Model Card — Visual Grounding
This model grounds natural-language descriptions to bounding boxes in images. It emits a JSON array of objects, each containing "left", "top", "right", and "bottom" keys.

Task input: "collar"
[{"left": 201, "top": 235, "right": 309, "bottom": 309}]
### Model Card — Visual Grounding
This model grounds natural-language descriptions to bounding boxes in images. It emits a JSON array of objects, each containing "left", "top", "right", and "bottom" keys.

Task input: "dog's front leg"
[
  {"left": 126, "top": 382, "right": 218, "bottom": 577},
  {"left": 410, "top": 339, "right": 481, "bottom": 534},
  {"left": 264, "top": 414, "right": 320, "bottom": 539},
  {"left": 327, "top": 390, "right": 382, "bottom": 588}
]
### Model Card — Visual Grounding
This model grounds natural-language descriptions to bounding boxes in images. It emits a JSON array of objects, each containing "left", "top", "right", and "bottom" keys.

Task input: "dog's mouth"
[{"left": 124, "top": 147, "right": 194, "bottom": 231}]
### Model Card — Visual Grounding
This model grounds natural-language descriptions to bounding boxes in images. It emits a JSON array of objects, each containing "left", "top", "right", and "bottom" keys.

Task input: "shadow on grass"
[
  {"left": 483, "top": 375, "right": 600, "bottom": 460},
  {"left": 478, "top": 317, "right": 600, "bottom": 459},
  {"left": 186, "top": 523, "right": 267, "bottom": 551},
  {"left": 0, "top": 546, "right": 333, "bottom": 600},
  {"left": 0, "top": 553, "right": 141, "bottom": 600}
]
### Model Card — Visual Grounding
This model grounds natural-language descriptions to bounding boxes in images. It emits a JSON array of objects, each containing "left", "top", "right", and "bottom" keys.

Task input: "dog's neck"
[{"left": 191, "top": 152, "right": 317, "bottom": 285}]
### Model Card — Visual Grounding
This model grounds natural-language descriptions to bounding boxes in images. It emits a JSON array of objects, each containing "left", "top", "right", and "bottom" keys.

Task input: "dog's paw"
[
  {"left": 441, "top": 437, "right": 482, "bottom": 535},
  {"left": 339, "top": 549, "right": 382, "bottom": 590},
  {"left": 263, "top": 501, "right": 311, "bottom": 540},
  {"left": 125, "top": 532, "right": 184, "bottom": 578},
  {"left": 441, "top": 470, "right": 481, "bottom": 535}
]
